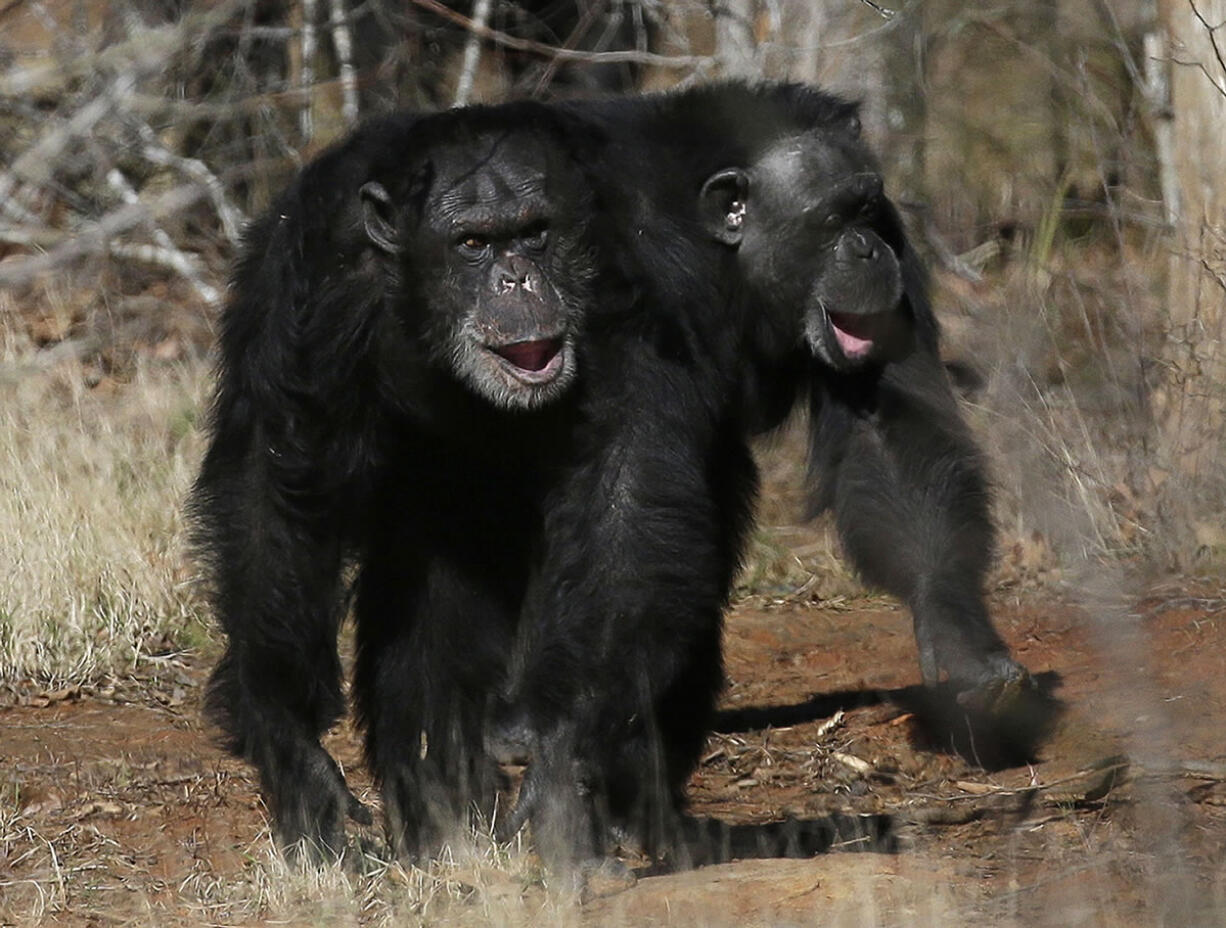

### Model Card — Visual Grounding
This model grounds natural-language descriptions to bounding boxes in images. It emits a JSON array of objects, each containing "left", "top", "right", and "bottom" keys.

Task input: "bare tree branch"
[
  {"left": 1190, "top": 0, "right": 1226, "bottom": 93},
  {"left": 714, "top": 0, "right": 760, "bottom": 78},
  {"left": 532, "top": 0, "right": 613, "bottom": 95},
  {"left": 0, "top": 226, "right": 65, "bottom": 249},
  {"left": 0, "top": 71, "right": 137, "bottom": 204},
  {"left": 300, "top": 0, "right": 318, "bottom": 141},
  {"left": 857, "top": 0, "right": 897, "bottom": 18},
  {"left": 454, "top": 0, "right": 493, "bottom": 106},
  {"left": 104, "top": 168, "right": 221, "bottom": 306},
  {"left": 133, "top": 123, "right": 246, "bottom": 245},
  {"left": 328, "top": 0, "right": 359, "bottom": 125},
  {"left": 0, "top": 0, "right": 244, "bottom": 97},
  {"left": 1143, "top": 25, "right": 1180, "bottom": 226},
  {"left": 0, "top": 186, "right": 207, "bottom": 289},
  {"left": 409, "top": 0, "right": 708, "bottom": 69}
]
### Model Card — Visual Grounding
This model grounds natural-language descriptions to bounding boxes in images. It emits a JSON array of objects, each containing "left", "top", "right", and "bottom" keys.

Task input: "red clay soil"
[{"left": 3, "top": 585, "right": 1226, "bottom": 926}]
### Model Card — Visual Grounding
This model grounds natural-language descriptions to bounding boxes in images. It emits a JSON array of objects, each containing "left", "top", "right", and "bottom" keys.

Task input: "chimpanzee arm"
[
  {"left": 194, "top": 433, "right": 368, "bottom": 854},
  {"left": 808, "top": 347, "right": 1024, "bottom": 691},
  {"left": 190, "top": 154, "right": 389, "bottom": 854}
]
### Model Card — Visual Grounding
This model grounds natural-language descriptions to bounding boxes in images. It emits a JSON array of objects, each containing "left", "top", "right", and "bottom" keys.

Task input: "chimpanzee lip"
[
  {"left": 825, "top": 309, "right": 890, "bottom": 361},
  {"left": 487, "top": 337, "right": 567, "bottom": 384}
]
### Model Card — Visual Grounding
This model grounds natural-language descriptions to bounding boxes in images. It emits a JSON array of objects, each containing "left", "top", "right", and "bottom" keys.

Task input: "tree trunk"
[
  {"left": 1159, "top": 0, "right": 1226, "bottom": 472},
  {"left": 1156, "top": 0, "right": 1226, "bottom": 554}
]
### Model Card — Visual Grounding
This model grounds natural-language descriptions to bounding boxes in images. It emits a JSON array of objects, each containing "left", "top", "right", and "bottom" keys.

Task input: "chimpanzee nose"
[
  {"left": 498, "top": 255, "right": 536, "bottom": 292},
  {"left": 846, "top": 228, "right": 878, "bottom": 260}
]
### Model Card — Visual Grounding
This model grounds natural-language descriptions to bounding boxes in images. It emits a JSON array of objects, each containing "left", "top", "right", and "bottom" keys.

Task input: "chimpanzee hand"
[
  {"left": 261, "top": 735, "right": 372, "bottom": 861},
  {"left": 914, "top": 612, "right": 1034, "bottom": 715},
  {"left": 952, "top": 653, "right": 1034, "bottom": 715}
]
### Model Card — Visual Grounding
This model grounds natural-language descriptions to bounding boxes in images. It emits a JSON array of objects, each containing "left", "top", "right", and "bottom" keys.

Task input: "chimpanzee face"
[
  {"left": 362, "top": 127, "right": 594, "bottom": 410},
  {"left": 702, "top": 122, "right": 912, "bottom": 371}
]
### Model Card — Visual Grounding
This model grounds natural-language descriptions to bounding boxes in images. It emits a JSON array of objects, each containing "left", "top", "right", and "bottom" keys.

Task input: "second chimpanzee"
[{"left": 491, "top": 82, "right": 1029, "bottom": 879}]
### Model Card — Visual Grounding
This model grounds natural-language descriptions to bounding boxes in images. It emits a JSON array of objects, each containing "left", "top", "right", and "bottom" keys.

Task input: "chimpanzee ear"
[
  {"left": 699, "top": 167, "right": 749, "bottom": 247},
  {"left": 360, "top": 181, "right": 399, "bottom": 255}
]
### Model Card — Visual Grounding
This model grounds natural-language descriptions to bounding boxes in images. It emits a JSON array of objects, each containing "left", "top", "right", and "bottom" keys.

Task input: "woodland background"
[{"left": 2, "top": 3, "right": 1226, "bottom": 926}]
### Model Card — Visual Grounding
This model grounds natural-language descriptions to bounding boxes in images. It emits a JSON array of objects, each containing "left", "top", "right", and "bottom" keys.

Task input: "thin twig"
[
  {"left": 300, "top": 0, "right": 318, "bottom": 140},
  {"left": 453, "top": 0, "right": 492, "bottom": 106},
  {"left": 409, "top": 0, "right": 708, "bottom": 69},
  {"left": 857, "top": 0, "right": 896, "bottom": 18},
  {"left": 328, "top": 0, "right": 359, "bottom": 125},
  {"left": 1189, "top": 0, "right": 1226, "bottom": 93},
  {"left": 532, "top": 0, "right": 612, "bottom": 95}
]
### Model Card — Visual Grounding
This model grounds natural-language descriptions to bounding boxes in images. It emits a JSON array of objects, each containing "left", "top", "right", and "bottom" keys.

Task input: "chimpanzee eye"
[
  {"left": 458, "top": 234, "right": 488, "bottom": 255},
  {"left": 523, "top": 223, "right": 549, "bottom": 250}
]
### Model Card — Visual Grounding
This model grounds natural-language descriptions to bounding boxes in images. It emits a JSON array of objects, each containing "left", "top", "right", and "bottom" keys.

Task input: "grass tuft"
[{"left": 0, "top": 357, "right": 210, "bottom": 683}]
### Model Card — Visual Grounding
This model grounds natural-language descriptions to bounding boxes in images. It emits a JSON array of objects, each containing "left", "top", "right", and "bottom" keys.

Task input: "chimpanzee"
[
  {"left": 190, "top": 102, "right": 601, "bottom": 858},
  {"left": 705, "top": 100, "right": 1022, "bottom": 694},
  {"left": 714, "top": 102, "right": 1027, "bottom": 714},
  {"left": 489, "top": 82, "right": 1029, "bottom": 880}
]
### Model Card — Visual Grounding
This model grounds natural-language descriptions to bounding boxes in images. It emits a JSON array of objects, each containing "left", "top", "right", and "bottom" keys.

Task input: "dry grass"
[
  {"left": 0, "top": 796, "right": 577, "bottom": 928},
  {"left": 0, "top": 333, "right": 209, "bottom": 684}
]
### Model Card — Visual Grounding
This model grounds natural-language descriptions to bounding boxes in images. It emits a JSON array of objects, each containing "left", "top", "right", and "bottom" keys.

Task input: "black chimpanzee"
[
  {"left": 490, "top": 82, "right": 1030, "bottom": 880},
  {"left": 708, "top": 101, "right": 1022, "bottom": 694},
  {"left": 190, "top": 102, "right": 600, "bottom": 858}
]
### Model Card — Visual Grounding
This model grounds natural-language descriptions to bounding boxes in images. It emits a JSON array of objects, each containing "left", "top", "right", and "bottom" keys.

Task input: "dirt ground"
[{"left": 3, "top": 578, "right": 1225, "bottom": 927}]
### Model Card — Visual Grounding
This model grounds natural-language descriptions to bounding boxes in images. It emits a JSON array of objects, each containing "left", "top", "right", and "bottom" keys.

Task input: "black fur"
[
  {"left": 191, "top": 102, "right": 600, "bottom": 858},
  {"left": 191, "top": 82, "right": 1027, "bottom": 878}
]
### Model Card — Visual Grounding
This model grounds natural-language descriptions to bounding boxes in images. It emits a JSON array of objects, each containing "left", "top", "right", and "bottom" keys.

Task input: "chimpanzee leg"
[
  {"left": 354, "top": 539, "right": 516, "bottom": 859},
  {"left": 491, "top": 365, "right": 756, "bottom": 875},
  {"left": 810, "top": 350, "right": 1024, "bottom": 691}
]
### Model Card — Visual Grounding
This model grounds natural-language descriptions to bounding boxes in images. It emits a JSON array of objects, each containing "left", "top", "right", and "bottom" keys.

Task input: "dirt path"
[{"left": 3, "top": 588, "right": 1225, "bottom": 926}]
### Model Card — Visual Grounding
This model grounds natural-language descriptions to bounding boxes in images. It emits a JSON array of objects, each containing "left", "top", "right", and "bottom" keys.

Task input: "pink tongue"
[
  {"left": 828, "top": 312, "right": 878, "bottom": 359},
  {"left": 496, "top": 339, "right": 560, "bottom": 372}
]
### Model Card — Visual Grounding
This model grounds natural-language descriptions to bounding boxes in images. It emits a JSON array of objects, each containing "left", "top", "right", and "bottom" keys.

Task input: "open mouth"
[
  {"left": 826, "top": 310, "right": 891, "bottom": 361},
  {"left": 488, "top": 337, "right": 566, "bottom": 383}
]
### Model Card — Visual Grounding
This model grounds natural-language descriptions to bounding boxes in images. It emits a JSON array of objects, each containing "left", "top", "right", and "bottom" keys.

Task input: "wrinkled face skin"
[
  {"left": 365, "top": 130, "right": 594, "bottom": 411},
  {"left": 711, "top": 124, "right": 911, "bottom": 371}
]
